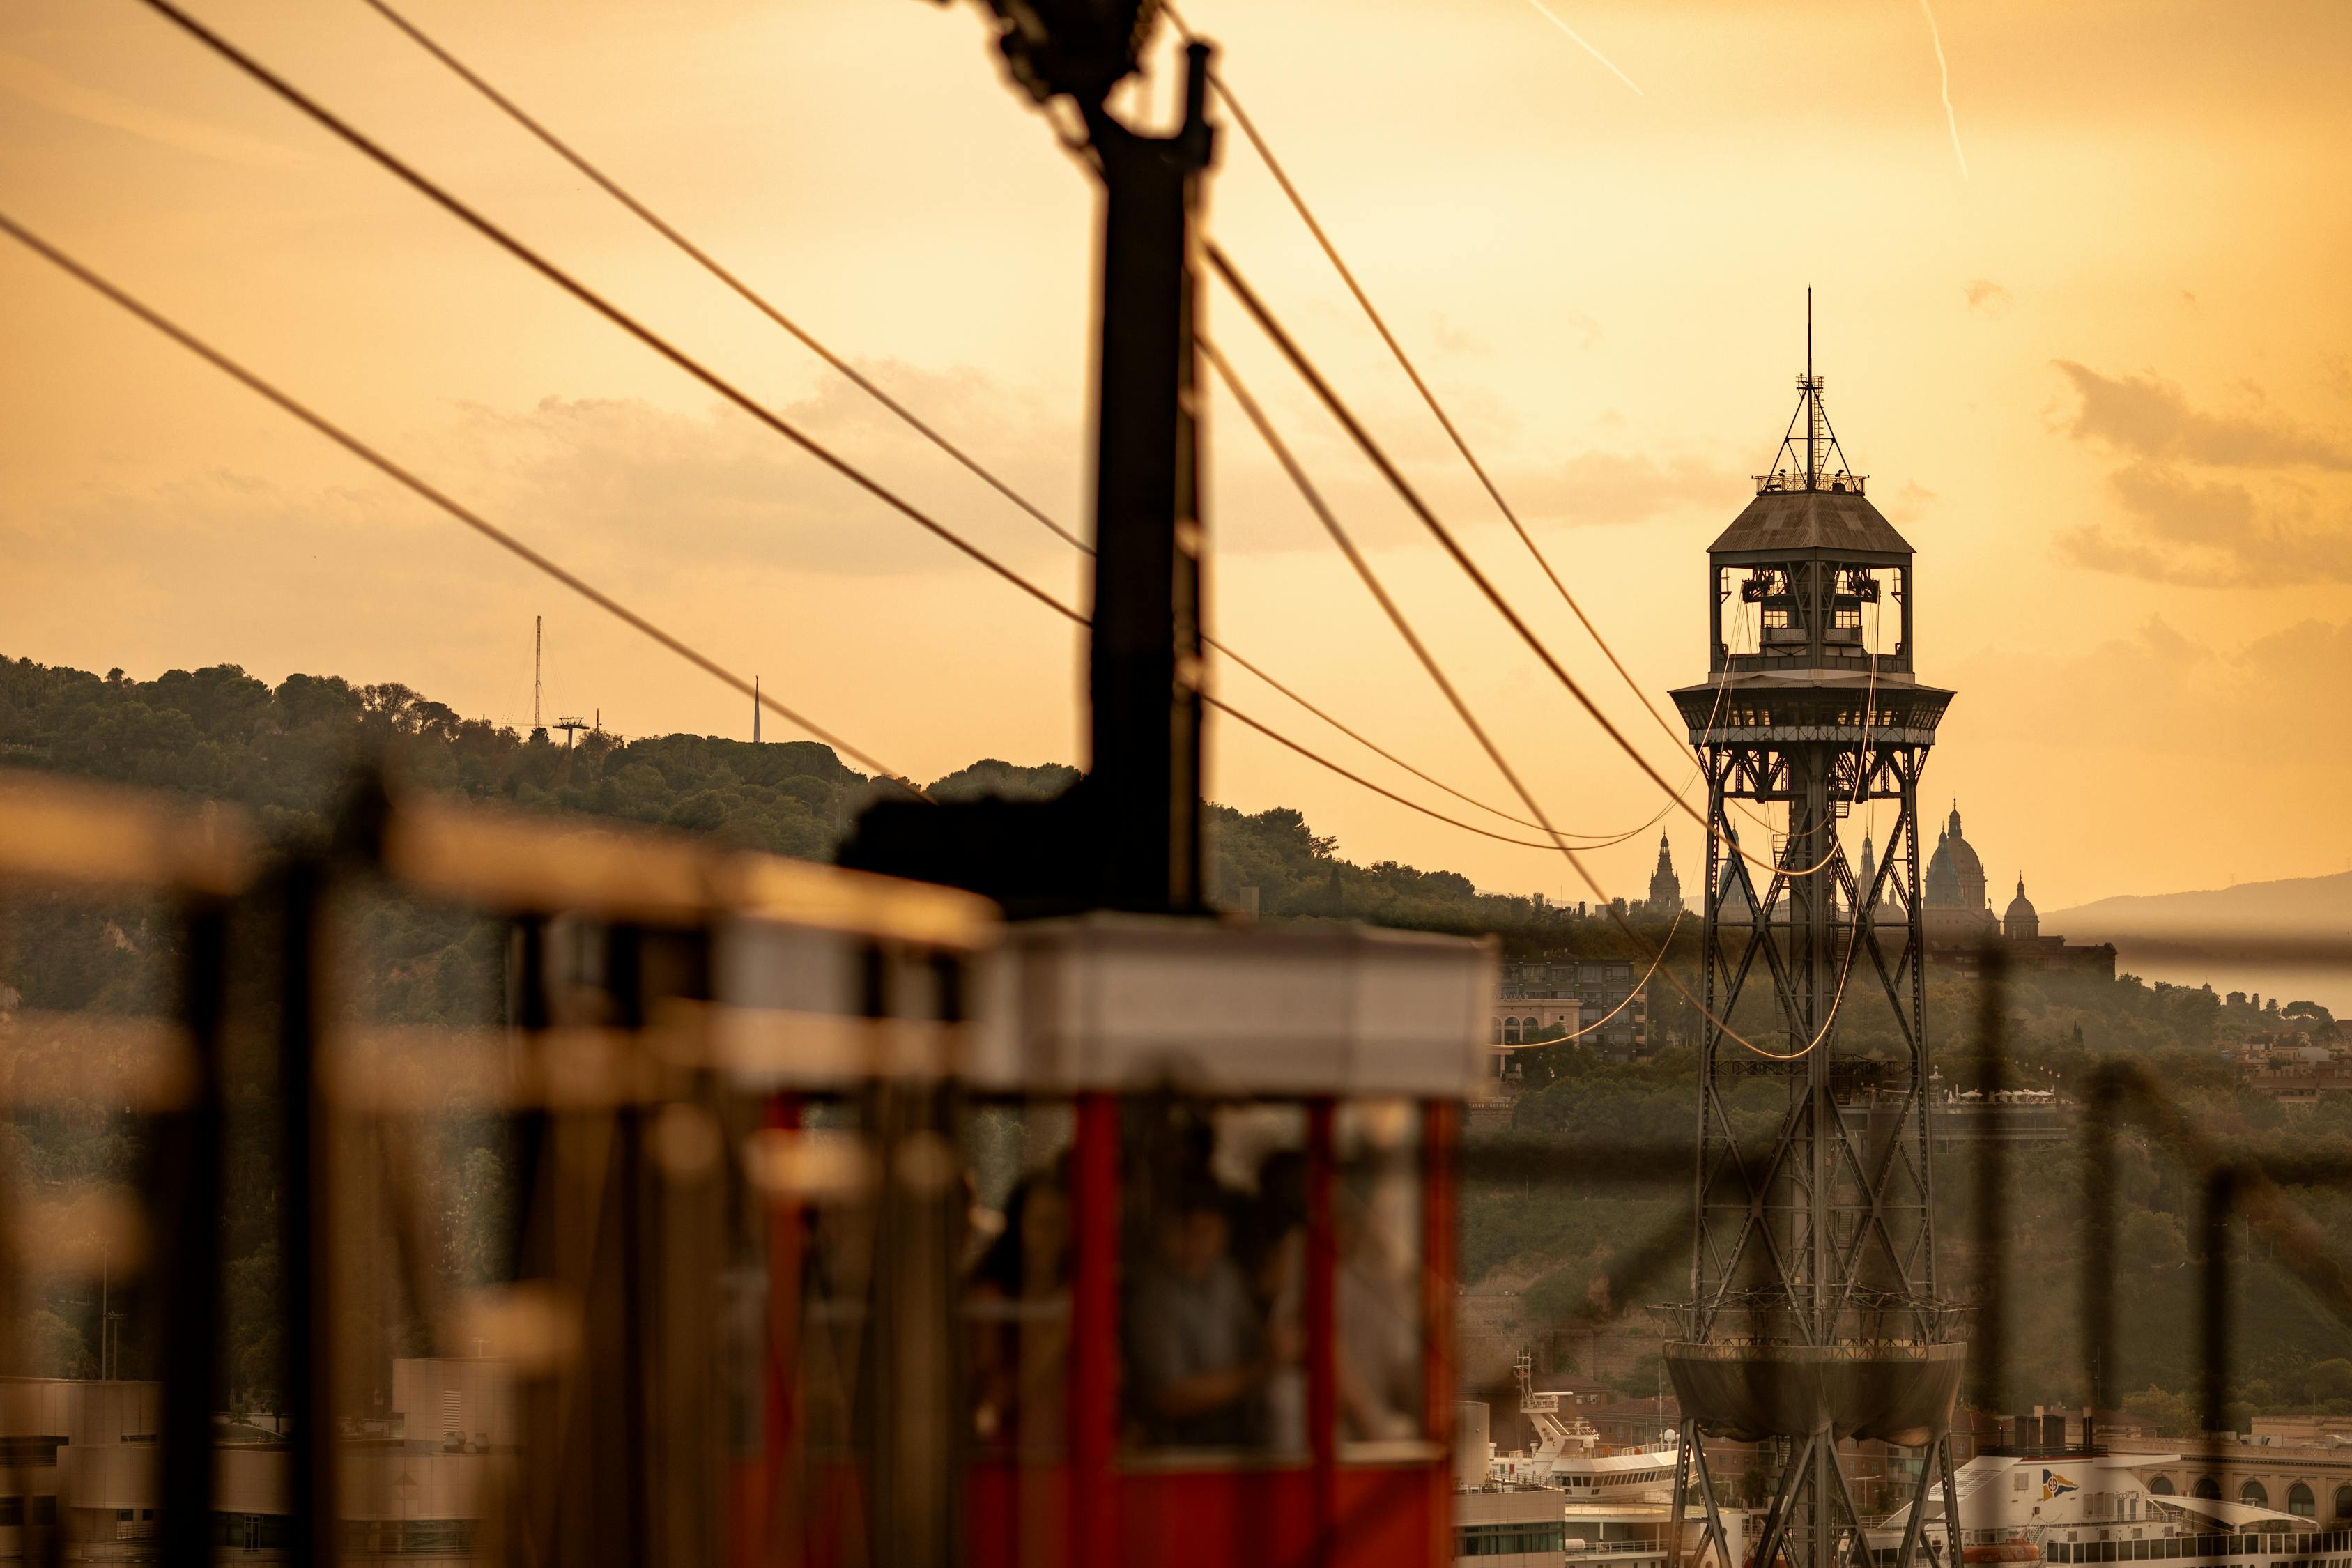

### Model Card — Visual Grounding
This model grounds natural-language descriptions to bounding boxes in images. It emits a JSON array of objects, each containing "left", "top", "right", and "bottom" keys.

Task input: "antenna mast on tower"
[
  {"left": 1760, "top": 293, "right": 1861, "bottom": 497},
  {"left": 532, "top": 615, "right": 544, "bottom": 735},
  {"left": 1806, "top": 287, "right": 1820, "bottom": 486}
]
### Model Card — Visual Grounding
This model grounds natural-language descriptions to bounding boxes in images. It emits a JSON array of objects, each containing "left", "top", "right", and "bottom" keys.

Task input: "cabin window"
[
  {"left": 770, "top": 1098, "right": 877, "bottom": 1466},
  {"left": 960, "top": 1099, "right": 1076, "bottom": 1456},
  {"left": 1335, "top": 1100, "right": 1426, "bottom": 1449},
  {"left": 1122, "top": 1096, "right": 1307, "bottom": 1456}
]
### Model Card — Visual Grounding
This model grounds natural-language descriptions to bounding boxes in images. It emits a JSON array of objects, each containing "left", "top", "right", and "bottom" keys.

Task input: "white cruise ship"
[{"left": 1487, "top": 1353, "right": 1682, "bottom": 1498}]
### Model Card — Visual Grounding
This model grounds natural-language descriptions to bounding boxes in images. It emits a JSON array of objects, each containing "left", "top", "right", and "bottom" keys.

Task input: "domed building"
[
  {"left": 1919, "top": 805, "right": 2116, "bottom": 979},
  {"left": 1922, "top": 802, "right": 1997, "bottom": 948},
  {"left": 2003, "top": 877, "right": 2038, "bottom": 942}
]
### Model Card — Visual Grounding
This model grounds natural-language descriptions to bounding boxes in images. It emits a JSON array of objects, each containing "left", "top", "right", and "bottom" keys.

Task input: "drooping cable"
[
  {"left": 134, "top": 0, "right": 1879, "bottom": 1041},
  {"left": 1165, "top": 8, "right": 1749, "bottom": 785},
  {"left": 353, "top": 0, "right": 1564, "bottom": 839},
  {"left": 1206, "top": 332, "right": 1893, "bottom": 1059},
  {"left": 1202, "top": 336, "right": 1677, "bottom": 851},
  {"left": 132, "top": 0, "right": 1088, "bottom": 631},
  {"left": 1203, "top": 330, "right": 1733, "bottom": 1047},
  {"left": 357, "top": 0, "right": 1091, "bottom": 558},
  {"left": 1207, "top": 242, "right": 1830, "bottom": 883},
  {"left": 0, "top": 208, "right": 920, "bottom": 791}
]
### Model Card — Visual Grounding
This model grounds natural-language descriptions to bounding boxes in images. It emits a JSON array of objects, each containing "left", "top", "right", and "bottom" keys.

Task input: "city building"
[
  {"left": 1923, "top": 804, "right": 2116, "bottom": 980},
  {"left": 1494, "top": 958, "right": 1647, "bottom": 1054},
  {"left": 1644, "top": 835, "right": 1684, "bottom": 918},
  {"left": 1452, "top": 1489, "right": 1569, "bottom": 1565},
  {"left": 2116, "top": 1429, "right": 2352, "bottom": 1521},
  {"left": 0, "top": 1361, "right": 510, "bottom": 1568}
]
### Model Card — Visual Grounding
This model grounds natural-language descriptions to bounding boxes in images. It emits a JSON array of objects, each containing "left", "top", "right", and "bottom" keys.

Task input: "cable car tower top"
[{"left": 1660, "top": 309, "right": 1963, "bottom": 1568}]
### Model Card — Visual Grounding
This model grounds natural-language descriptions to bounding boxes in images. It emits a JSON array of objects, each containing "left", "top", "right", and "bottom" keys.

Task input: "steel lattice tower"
[{"left": 1661, "top": 328, "right": 1962, "bottom": 1568}]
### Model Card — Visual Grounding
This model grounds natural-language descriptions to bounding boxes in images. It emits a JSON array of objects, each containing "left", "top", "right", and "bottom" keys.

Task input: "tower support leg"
[
  {"left": 1689, "top": 1428, "right": 1737, "bottom": 1568},
  {"left": 1892, "top": 1437, "right": 1939, "bottom": 1568},
  {"left": 1937, "top": 1434, "right": 1963, "bottom": 1568},
  {"left": 1671, "top": 1419, "right": 1695, "bottom": 1568},
  {"left": 1751, "top": 1433, "right": 1813, "bottom": 1568},
  {"left": 1822, "top": 1437, "right": 1876, "bottom": 1568}
]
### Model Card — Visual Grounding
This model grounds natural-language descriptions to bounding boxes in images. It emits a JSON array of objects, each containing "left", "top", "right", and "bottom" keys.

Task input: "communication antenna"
[
  {"left": 1804, "top": 287, "right": 1825, "bottom": 487},
  {"left": 532, "top": 615, "right": 545, "bottom": 737},
  {"left": 754, "top": 675, "right": 762, "bottom": 744}
]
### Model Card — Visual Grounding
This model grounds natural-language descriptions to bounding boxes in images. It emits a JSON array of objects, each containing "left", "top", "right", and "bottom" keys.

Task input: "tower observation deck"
[{"left": 1657, "top": 325, "right": 1962, "bottom": 1568}]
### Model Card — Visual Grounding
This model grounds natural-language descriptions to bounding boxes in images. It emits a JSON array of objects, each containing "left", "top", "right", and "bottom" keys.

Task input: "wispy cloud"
[
  {"left": 1964, "top": 279, "right": 2010, "bottom": 314},
  {"left": 0, "top": 48, "right": 303, "bottom": 168},
  {"left": 1519, "top": 0, "right": 1644, "bottom": 97},
  {"left": 1914, "top": 0, "right": 1968, "bottom": 177},
  {"left": 2054, "top": 362, "right": 2352, "bottom": 470},
  {"left": 2054, "top": 364, "right": 2352, "bottom": 585}
]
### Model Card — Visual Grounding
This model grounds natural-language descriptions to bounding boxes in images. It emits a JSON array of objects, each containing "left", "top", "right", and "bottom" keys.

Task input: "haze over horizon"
[{"left": 3, "top": 0, "right": 2347, "bottom": 913}]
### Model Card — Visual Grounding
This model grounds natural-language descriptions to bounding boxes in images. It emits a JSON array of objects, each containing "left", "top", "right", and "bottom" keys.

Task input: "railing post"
[
  {"left": 2199, "top": 1165, "right": 2240, "bottom": 1438},
  {"left": 157, "top": 893, "right": 230, "bottom": 1568}
]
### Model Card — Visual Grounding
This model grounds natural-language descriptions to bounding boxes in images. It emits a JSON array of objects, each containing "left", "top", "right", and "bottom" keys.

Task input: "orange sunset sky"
[{"left": 3, "top": 0, "right": 2348, "bottom": 912}]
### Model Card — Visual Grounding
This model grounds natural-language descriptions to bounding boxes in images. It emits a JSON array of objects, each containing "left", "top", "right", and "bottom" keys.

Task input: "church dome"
[
  {"left": 1926, "top": 802, "right": 1988, "bottom": 912},
  {"left": 1924, "top": 831, "right": 1962, "bottom": 907},
  {"left": 2004, "top": 877, "right": 2039, "bottom": 941}
]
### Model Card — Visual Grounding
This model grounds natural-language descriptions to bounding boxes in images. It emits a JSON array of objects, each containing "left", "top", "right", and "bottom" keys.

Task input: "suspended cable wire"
[
  {"left": 0, "top": 208, "right": 921, "bottom": 791},
  {"left": 355, "top": 0, "right": 1093, "bottom": 558},
  {"left": 1202, "top": 335, "right": 1682, "bottom": 851},
  {"left": 1162, "top": 9, "right": 1753, "bottom": 792},
  {"left": 134, "top": 0, "right": 1087, "bottom": 631},
  {"left": 133, "top": 0, "right": 1886, "bottom": 1055},
  {"left": 1205, "top": 328, "right": 1896, "bottom": 1060},
  {"left": 1206, "top": 243, "right": 1835, "bottom": 884},
  {"left": 1199, "top": 328, "right": 1762, "bottom": 1046},
  {"left": 347, "top": 0, "right": 1571, "bottom": 843}
]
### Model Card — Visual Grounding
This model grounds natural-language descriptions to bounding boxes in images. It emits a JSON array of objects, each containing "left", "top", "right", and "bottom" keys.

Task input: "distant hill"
[
  {"left": 2048, "top": 871, "right": 2352, "bottom": 1012},
  {"left": 0, "top": 653, "right": 1666, "bottom": 956}
]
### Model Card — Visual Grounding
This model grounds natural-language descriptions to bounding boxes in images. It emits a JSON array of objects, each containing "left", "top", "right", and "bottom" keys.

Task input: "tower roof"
[
  {"left": 2004, "top": 877, "right": 2036, "bottom": 925},
  {"left": 1709, "top": 487, "right": 1912, "bottom": 563}
]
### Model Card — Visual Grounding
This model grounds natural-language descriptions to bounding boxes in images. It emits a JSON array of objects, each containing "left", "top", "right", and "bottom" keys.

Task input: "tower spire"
[{"left": 1760, "top": 291, "right": 1856, "bottom": 495}]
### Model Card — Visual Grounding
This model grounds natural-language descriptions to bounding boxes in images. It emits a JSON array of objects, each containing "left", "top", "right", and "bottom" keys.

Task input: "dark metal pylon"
[{"left": 1666, "top": 353, "right": 1960, "bottom": 1568}]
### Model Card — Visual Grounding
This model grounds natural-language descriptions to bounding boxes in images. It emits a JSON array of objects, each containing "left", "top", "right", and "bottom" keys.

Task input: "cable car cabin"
[{"left": 723, "top": 912, "right": 1494, "bottom": 1568}]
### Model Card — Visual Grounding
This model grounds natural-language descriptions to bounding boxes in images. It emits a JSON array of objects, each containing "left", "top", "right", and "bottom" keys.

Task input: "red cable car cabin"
[{"left": 723, "top": 910, "right": 1494, "bottom": 1568}]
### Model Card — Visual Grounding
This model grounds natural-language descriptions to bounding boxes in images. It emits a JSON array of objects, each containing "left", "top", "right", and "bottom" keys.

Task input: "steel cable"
[
  {"left": 1164, "top": 8, "right": 1778, "bottom": 836},
  {"left": 351, "top": 0, "right": 1574, "bottom": 840},
  {"left": 1206, "top": 332, "right": 1887, "bottom": 1060},
  {"left": 0, "top": 208, "right": 921, "bottom": 792}
]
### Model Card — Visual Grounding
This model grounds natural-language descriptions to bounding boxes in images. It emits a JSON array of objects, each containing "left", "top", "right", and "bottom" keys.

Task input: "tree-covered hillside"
[
  {"left": 0, "top": 654, "right": 1669, "bottom": 952},
  {"left": 5, "top": 652, "right": 2348, "bottom": 1429}
]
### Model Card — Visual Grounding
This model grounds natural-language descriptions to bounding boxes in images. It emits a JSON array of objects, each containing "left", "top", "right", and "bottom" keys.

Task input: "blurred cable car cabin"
[{"left": 730, "top": 912, "right": 1496, "bottom": 1568}]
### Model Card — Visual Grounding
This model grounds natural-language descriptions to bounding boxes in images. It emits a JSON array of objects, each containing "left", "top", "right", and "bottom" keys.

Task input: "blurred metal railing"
[
  {"left": 0, "top": 764, "right": 994, "bottom": 1568},
  {"left": 5, "top": 763, "right": 2347, "bottom": 1567}
]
